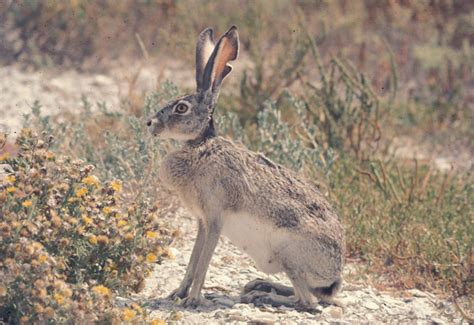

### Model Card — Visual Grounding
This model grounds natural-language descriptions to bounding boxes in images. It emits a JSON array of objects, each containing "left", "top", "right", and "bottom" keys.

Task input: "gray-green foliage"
[{"left": 217, "top": 96, "right": 335, "bottom": 175}]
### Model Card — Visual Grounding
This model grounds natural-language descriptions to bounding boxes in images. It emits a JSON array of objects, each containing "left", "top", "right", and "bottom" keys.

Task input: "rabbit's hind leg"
[
  {"left": 242, "top": 278, "right": 294, "bottom": 296},
  {"left": 286, "top": 271, "right": 319, "bottom": 311},
  {"left": 240, "top": 290, "right": 298, "bottom": 308}
]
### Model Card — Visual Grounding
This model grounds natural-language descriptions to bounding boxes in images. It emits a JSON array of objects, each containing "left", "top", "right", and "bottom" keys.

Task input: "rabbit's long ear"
[
  {"left": 201, "top": 26, "right": 239, "bottom": 94},
  {"left": 196, "top": 28, "right": 215, "bottom": 91}
]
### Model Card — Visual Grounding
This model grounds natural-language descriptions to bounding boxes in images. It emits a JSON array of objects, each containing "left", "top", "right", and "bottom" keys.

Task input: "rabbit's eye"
[{"left": 174, "top": 103, "right": 189, "bottom": 114}]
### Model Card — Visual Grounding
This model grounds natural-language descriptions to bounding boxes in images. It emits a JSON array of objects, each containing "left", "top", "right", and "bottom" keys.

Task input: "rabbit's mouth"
[{"left": 147, "top": 117, "right": 164, "bottom": 137}]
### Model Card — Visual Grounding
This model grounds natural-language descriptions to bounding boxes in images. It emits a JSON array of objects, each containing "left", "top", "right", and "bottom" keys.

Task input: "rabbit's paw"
[
  {"left": 167, "top": 287, "right": 189, "bottom": 300},
  {"left": 180, "top": 295, "right": 213, "bottom": 308}
]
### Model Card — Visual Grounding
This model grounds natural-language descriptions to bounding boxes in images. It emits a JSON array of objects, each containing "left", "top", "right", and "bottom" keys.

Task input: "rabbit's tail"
[{"left": 312, "top": 277, "right": 342, "bottom": 298}]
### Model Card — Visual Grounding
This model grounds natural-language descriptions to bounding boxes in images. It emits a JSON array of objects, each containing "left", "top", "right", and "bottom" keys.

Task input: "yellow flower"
[
  {"left": 92, "top": 285, "right": 111, "bottom": 298},
  {"left": 131, "top": 303, "right": 143, "bottom": 314},
  {"left": 82, "top": 175, "right": 100, "bottom": 187},
  {"left": 124, "top": 232, "right": 134, "bottom": 241},
  {"left": 121, "top": 308, "right": 136, "bottom": 321},
  {"left": 102, "top": 206, "right": 114, "bottom": 215},
  {"left": 97, "top": 235, "right": 109, "bottom": 245},
  {"left": 44, "top": 306, "right": 55, "bottom": 318},
  {"left": 53, "top": 293, "right": 65, "bottom": 305},
  {"left": 33, "top": 303, "right": 44, "bottom": 313},
  {"left": 117, "top": 220, "right": 127, "bottom": 227},
  {"left": 44, "top": 151, "right": 55, "bottom": 161},
  {"left": 51, "top": 215, "right": 61, "bottom": 227},
  {"left": 146, "top": 253, "right": 157, "bottom": 263},
  {"left": 36, "top": 288, "right": 47, "bottom": 298},
  {"left": 38, "top": 254, "right": 48, "bottom": 264},
  {"left": 62, "top": 287, "right": 73, "bottom": 298},
  {"left": 150, "top": 318, "right": 166, "bottom": 325},
  {"left": 6, "top": 186, "right": 16, "bottom": 193},
  {"left": 34, "top": 279, "right": 45, "bottom": 288},
  {"left": 82, "top": 215, "right": 93, "bottom": 225},
  {"left": 110, "top": 180, "right": 122, "bottom": 192},
  {"left": 146, "top": 231, "right": 158, "bottom": 239},
  {"left": 5, "top": 175, "right": 15, "bottom": 183},
  {"left": 76, "top": 226, "right": 85, "bottom": 235},
  {"left": 0, "top": 152, "right": 10, "bottom": 161},
  {"left": 88, "top": 235, "right": 98, "bottom": 245},
  {"left": 22, "top": 200, "right": 33, "bottom": 208},
  {"left": 75, "top": 187, "right": 88, "bottom": 197}
]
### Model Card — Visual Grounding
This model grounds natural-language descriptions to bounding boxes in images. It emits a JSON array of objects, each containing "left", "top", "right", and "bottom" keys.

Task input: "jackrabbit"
[{"left": 147, "top": 26, "right": 345, "bottom": 310}]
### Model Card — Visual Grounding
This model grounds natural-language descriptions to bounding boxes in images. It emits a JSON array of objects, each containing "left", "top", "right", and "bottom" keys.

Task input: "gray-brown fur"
[{"left": 147, "top": 26, "right": 345, "bottom": 310}]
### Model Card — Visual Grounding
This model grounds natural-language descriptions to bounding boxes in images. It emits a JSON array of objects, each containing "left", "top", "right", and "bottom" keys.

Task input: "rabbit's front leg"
[
  {"left": 168, "top": 219, "right": 206, "bottom": 300},
  {"left": 180, "top": 218, "right": 223, "bottom": 308}
]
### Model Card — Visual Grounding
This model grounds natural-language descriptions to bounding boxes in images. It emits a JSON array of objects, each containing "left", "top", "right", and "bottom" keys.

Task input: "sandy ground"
[
  {"left": 0, "top": 62, "right": 470, "bottom": 323},
  {"left": 133, "top": 208, "right": 464, "bottom": 324}
]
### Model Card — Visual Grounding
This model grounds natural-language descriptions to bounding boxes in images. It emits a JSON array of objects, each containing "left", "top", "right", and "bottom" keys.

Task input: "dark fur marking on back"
[
  {"left": 307, "top": 202, "right": 327, "bottom": 220},
  {"left": 272, "top": 205, "right": 300, "bottom": 228}
]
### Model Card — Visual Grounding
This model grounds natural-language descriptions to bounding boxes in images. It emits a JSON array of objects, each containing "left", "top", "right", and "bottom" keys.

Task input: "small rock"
[
  {"left": 114, "top": 296, "right": 131, "bottom": 307},
  {"left": 213, "top": 311, "right": 226, "bottom": 319},
  {"left": 324, "top": 306, "right": 343, "bottom": 319},
  {"left": 408, "top": 289, "right": 428, "bottom": 298},
  {"left": 249, "top": 312, "right": 278, "bottom": 324},
  {"left": 228, "top": 314, "right": 247, "bottom": 322},
  {"left": 168, "top": 247, "right": 180, "bottom": 258},
  {"left": 362, "top": 300, "right": 379, "bottom": 310},
  {"left": 431, "top": 317, "right": 445, "bottom": 324},
  {"left": 234, "top": 303, "right": 252, "bottom": 310},
  {"left": 384, "top": 306, "right": 400, "bottom": 316},
  {"left": 341, "top": 295, "right": 360, "bottom": 306},
  {"left": 284, "top": 321, "right": 298, "bottom": 325}
]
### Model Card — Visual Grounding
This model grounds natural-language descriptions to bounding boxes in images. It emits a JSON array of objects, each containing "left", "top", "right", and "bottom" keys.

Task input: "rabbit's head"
[{"left": 147, "top": 26, "right": 239, "bottom": 142}]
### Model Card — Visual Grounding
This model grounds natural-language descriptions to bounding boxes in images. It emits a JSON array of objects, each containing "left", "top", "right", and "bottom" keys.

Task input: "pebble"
[
  {"left": 213, "top": 311, "right": 226, "bottom": 319},
  {"left": 362, "top": 300, "right": 379, "bottom": 310},
  {"left": 228, "top": 314, "right": 247, "bottom": 322},
  {"left": 168, "top": 247, "right": 180, "bottom": 258},
  {"left": 431, "top": 317, "right": 445, "bottom": 324},
  {"left": 325, "top": 306, "right": 343, "bottom": 319},
  {"left": 341, "top": 295, "right": 359, "bottom": 306},
  {"left": 249, "top": 312, "right": 278, "bottom": 324},
  {"left": 234, "top": 303, "right": 251, "bottom": 310}
]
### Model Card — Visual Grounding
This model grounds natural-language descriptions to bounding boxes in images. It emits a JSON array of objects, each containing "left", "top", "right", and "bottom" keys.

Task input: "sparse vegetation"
[{"left": 0, "top": 0, "right": 472, "bottom": 322}]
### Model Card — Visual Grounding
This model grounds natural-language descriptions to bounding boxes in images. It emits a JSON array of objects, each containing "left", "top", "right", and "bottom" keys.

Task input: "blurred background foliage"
[
  {"left": 0, "top": 0, "right": 473, "bottom": 317},
  {"left": 1, "top": 0, "right": 472, "bottom": 144}
]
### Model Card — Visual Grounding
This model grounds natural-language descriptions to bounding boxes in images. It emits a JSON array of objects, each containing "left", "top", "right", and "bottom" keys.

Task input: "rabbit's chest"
[{"left": 222, "top": 213, "right": 286, "bottom": 274}]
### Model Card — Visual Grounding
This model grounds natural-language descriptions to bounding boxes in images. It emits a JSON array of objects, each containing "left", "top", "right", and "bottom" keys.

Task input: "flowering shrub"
[{"left": 0, "top": 129, "right": 171, "bottom": 324}]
